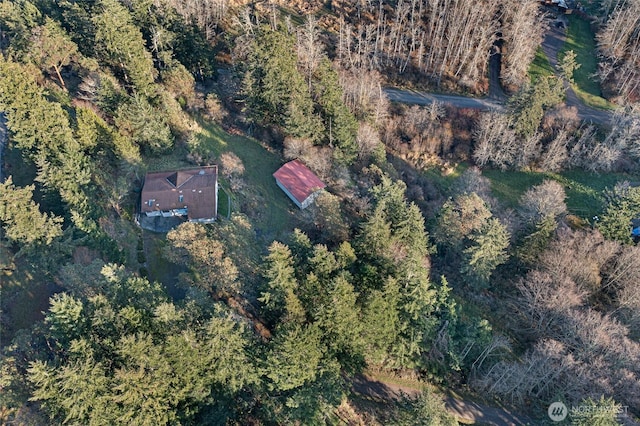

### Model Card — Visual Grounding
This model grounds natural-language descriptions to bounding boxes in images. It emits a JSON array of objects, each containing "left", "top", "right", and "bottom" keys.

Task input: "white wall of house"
[
  {"left": 301, "top": 190, "right": 323, "bottom": 209},
  {"left": 275, "top": 179, "right": 324, "bottom": 209}
]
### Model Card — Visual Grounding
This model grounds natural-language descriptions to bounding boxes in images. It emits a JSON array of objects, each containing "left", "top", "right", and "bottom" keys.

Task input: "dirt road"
[
  {"left": 385, "top": 21, "right": 613, "bottom": 126},
  {"left": 541, "top": 21, "right": 613, "bottom": 125},
  {"left": 384, "top": 88, "right": 504, "bottom": 112},
  {"left": 351, "top": 373, "right": 533, "bottom": 425}
]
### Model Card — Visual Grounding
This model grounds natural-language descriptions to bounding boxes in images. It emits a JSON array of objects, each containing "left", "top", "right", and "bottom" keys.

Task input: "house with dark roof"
[
  {"left": 140, "top": 166, "right": 218, "bottom": 223},
  {"left": 273, "top": 160, "right": 326, "bottom": 209}
]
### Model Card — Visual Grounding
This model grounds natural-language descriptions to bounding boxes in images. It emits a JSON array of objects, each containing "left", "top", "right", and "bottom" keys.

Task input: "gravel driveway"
[
  {"left": 541, "top": 17, "right": 613, "bottom": 125},
  {"left": 386, "top": 15, "right": 613, "bottom": 125}
]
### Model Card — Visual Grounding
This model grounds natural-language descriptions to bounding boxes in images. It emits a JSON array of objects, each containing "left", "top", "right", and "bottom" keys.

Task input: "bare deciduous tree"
[
  {"left": 474, "top": 339, "right": 575, "bottom": 406},
  {"left": 597, "top": 0, "right": 640, "bottom": 103},
  {"left": 539, "top": 130, "right": 570, "bottom": 172},
  {"left": 500, "top": 0, "right": 546, "bottom": 89},
  {"left": 336, "top": 0, "right": 528, "bottom": 91},
  {"left": 338, "top": 66, "right": 388, "bottom": 124},
  {"left": 296, "top": 16, "right": 324, "bottom": 88},
  {"left": 538, "top": 228, "right": 618, "bottom": 296},
  {"left": 219, "top": 151, "right": 245, "bottom": 191},
  {"left": 519, "top": 180, "right": 567, "bottom": 224},
  {"left": 568, "top": 124, "right": 597, "bottom": 169},
  {"left": 514, "top": 270, "right": 585, "bottom": 338},
  {"left": 472, "top": 112, "right": 520, "bottom": 169},
  {"left": 452, "top": 167, "right": 493, "bottom": 202},
  {"left": 166, "top": 0, "right": 230, "bottom": 39},
  {"left": 283, "top": 136, "right": 313, "bottom": 161},
  {"left": 602, "top": 245, "right": 640, "bottom": 335},
  {"left": 355, "top": 122, "right": 382, "bottom": 162}
]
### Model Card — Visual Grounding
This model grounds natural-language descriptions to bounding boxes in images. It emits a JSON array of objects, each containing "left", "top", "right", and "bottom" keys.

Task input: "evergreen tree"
[
  {"left": 267, "top": 359, "right": 343, "bottom": 425},
  {"left": 433, "top": 192, "right": 492, "bottom": 253},
  {"left": 29, "top": 266, "right": 257, "bottom": 425},
  {"left": 357, "top": 202, "right": 394, "bottom": 279},
  {"left": 517, "top": 215, "right": 556, "bottom": 265},
  {"left": 315, "top": 275, "right": 364, "bottom": 370},
  {"left": 28, "top": 356, "right": 111, "bottom": 424},
  {"left": 44, "top": 293, "right": 85, "bottom": 346},
  {"left": 356, "top": 172, "right": 438, "bottom": 368},
  {"left": 55, "top": 0, "right": 97, "bottom": 57},
  {"left": 313, "top": 59, "right": 358, "bottom": 164},
  {"left": 0, "top": 57, "right": 99, "bottom": 232},
  {"left": 362, "top": 277, "right": 401, "bottom": 364},
  {"left": 394, "top": 390, "right": 458, "bottom": 426},
  {"left": 285, "top": 86, "right": 324, "bottom": 143},
  {"left": 74, "top": 105, "right": 141, "bottom": 166},
  {"left": 560, "top": 50, "right": 580, "bottom": 84},
  {"left": 288, "top": 228, "right": 313, "bottom": 278},
  {"left": 244, "top": 26, "right": 323, "bottom": 141},
  {"left": 259, "top": 241, "right": 300, "bottom": 325},
  {"left": 571, "top": 396, "right": 622, "bottom": 426},
  {"left": 598, "top": 182, "right": 640, "bottom": 244},
  {"left": 93, "top": 0, "right": 156, "bottom": 95},
  {"left": 460, "top": 218, "right": 510, "bottom": 287},
  {"left": 265, "top": 323, "right": 324, "bottom": 392},
  {"left": 0, "top": 0, "right": 42, "bottom": 53},
  {"left": 509, "top": 76, "right": 564, "bottom": 137},
  {"left": 27, "top": 18, "right": 79, "bottom": 90},
  {"left": 115, "top": 94, "right": 173, "bottom": 154},
  {"left": 0, "top": 177, "right": 63, "bottom": 246}
]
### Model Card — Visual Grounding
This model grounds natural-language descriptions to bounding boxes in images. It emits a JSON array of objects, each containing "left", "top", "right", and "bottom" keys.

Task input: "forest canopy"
[{"left": 1, "top": 0, "right": 639, "bottom": 425}]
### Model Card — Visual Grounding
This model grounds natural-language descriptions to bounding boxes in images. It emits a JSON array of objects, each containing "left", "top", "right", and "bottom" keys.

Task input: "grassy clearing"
[
  {"left": 218, "top": 185, "right": 231, "bottom": 219},
  {"left": 529, "top": 47, "right": 555, "bottom": 83},
  {"left": 482, "top": 170, "right": 545, "bottom": 207},
  {"left": 189, "top": 121, "right": 296, "bottom": 240},
  {"left": 483, "top": 169, "right": 636, "bottom": 218},
  {"left": 420, "top": 162, "right": 469, "bottom": 193},
  {"left": 561, "top": 15, "right": 616, "bottom": 110},
  {"left": 573, "top": 86, "right": 616, "bottom": 110}
]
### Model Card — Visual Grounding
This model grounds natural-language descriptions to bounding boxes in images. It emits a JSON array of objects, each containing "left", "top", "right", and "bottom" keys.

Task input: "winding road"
[
  {"left": 351, "top": 373, "right": 533, "bottom": 425},
  {"left": 541, "top": 19, "right": 613, "bottom": 125},
  {"left": 384, "top": 20, "right": 614, "bottom": 126},
  {"left": 384, "top": 87, "right": 505, "bottom": 112},
  {"left": 384, "top": 81, "right": 612, "bottom": 126}
]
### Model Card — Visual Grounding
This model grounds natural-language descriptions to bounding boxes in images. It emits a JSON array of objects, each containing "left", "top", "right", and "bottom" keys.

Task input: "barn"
[{"left": 273, "top": 160, "right": 326, "bottom": 209}]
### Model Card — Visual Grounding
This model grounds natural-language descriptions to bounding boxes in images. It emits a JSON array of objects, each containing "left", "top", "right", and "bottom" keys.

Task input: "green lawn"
[
  {"left": 189, "top": 121, "right": 296, "bottom": 240},
  {"left": 218, "top": 185, "right": 231, "bottom": 219},
  {"left": 483, "top": 169, "right": 636, "bottom": 218},
  {"left": 529, "top": 47, "right": 555, "bottom": 83},
  {"left": 560, "top": 15, "right": 616, "bottom": 110},
  {"left": 418, "top": 162, "right": 469, "bottom": 193}
]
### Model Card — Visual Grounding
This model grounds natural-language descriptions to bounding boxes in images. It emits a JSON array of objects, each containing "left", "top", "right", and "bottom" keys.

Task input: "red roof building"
[
  {"left": 140, "top": 166, "right": 218, "bottom": 222},
  {"left": 273, "top": 160, "right": 326, "bottom": 209}
]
